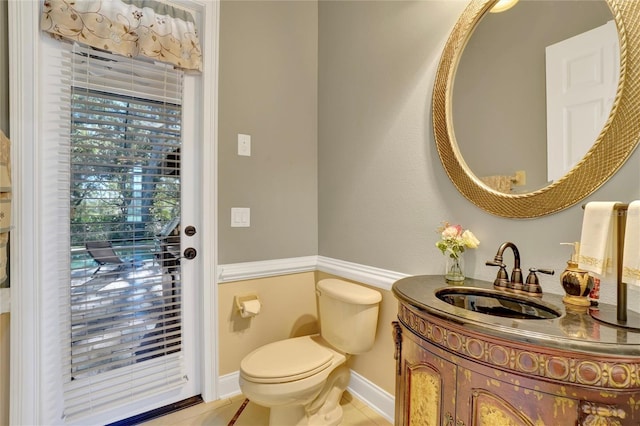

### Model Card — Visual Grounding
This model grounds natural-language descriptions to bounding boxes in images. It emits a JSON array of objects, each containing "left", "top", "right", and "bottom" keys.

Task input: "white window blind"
[{"left": 61, "top": 43, "right": 185, "bottom": 421}]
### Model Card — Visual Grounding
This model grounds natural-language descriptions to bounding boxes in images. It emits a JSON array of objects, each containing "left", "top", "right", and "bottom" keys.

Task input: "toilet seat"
[{"left": 240, "top": 336, "right": 336, "bottom": 384}]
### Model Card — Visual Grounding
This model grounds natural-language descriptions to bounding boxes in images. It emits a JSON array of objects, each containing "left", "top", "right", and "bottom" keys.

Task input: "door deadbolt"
[
  {"left": 183, "top": 247, "right": 197, "bottom": 259},
  {"left": 184, "top": 225, "right": 197, "bottom": 236}
]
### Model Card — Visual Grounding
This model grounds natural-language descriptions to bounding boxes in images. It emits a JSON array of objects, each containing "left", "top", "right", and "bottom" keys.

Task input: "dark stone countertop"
[{"left": 392, "top": 275, "right": 640, "bottom": 357}]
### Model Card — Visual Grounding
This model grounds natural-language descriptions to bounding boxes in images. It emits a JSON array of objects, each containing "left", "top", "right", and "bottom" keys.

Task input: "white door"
[
  {"left": 10, "top": 2, "right": 218, "bottom": 424},
  {"left": 545, "top": 20, "right": 619, "bottom": 182},
  {"left": 60, "top": 47, "right": 202, "bottom": 424}
]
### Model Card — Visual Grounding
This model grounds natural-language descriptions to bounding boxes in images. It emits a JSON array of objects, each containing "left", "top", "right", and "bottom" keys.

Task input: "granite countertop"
[{"left": 392, "top": 275, "right": 640, "bottom": 356}]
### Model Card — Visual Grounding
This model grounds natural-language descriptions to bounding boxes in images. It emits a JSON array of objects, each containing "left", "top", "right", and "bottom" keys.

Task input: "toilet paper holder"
[{"left": 234, "top": 294, "right": 261, "bottom": 318}]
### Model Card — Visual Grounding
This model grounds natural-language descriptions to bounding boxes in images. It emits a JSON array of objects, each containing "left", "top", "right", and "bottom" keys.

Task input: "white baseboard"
[
  {"left": 347, "top": 369, "right": 394, "bottom": 423},
  {"left": 217, "top": 371, "right": 242, "bottom": 399},
  {"left": 216, "top": 369, "right": 394, "bottom": 422}
]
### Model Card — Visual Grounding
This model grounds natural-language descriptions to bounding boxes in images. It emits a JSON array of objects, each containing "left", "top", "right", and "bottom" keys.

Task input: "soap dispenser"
[{"left": 560, "top": 242, "right": 593, "bottom": 308}]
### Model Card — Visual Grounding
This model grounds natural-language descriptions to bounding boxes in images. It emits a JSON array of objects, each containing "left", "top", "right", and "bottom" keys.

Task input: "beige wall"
[
  {"left": 218, "top": 272, "right": 319, "bottom": 375},
  {"left": 218, "top": 0, "right": 318, "bottom": 264},
  {"left": 218, "top": 272, "right": 397, "bottom": 395}
]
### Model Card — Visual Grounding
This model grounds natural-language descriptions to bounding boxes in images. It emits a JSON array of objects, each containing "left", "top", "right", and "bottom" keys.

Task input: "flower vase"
[{"left": 445, "top": 255, "right": 465, "bottom": 282}]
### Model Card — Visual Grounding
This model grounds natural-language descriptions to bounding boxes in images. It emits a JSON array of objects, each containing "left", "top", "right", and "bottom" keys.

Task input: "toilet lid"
[{"left": 240, "top": 336, "right": 335, "bottom": 384}]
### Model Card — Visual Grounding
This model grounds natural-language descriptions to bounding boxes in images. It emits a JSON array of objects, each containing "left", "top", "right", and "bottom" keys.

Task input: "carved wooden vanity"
[{"left": 392, "top": 275, "right": 640, "bottom": 426}]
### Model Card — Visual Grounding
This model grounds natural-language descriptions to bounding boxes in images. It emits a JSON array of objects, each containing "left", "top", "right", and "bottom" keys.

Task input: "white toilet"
[{"left": 239, "top": 278, "right": 382, "bottom": 426}]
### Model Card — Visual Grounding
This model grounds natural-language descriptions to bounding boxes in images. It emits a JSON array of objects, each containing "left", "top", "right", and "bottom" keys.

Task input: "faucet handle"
[
  {"left": 523, "top": 268, "right": 554, "bottom": 297},
  {"left": 486, "top": 260, "right": 509, "bottom": 290}
]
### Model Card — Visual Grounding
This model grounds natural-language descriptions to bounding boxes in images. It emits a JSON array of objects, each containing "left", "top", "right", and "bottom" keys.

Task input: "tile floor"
[{"left": 142, "top": 392, "right": 393, "bottom": 426}]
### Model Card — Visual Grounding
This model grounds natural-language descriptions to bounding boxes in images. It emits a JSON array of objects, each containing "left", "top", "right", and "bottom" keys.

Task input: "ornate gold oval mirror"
[{"left": 433, "top": 0, "right": 640, "bottom": 218}]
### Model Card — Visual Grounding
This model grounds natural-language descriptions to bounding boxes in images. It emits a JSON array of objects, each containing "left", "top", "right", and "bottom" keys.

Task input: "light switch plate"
[
  {"left": 231, "top": 207, "right": 251, "bottom": 227},
  {"left": 238, "top": 134, "right": 251, "bottom": 156}
]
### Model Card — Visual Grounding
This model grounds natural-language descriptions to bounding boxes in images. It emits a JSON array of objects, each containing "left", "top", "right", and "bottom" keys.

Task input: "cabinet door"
[
  {"left": 456, "top": 365, "right": 579, "bottom": 426},
  {"left": 397, "top": 324, "right": 458, "bottom": 426}
]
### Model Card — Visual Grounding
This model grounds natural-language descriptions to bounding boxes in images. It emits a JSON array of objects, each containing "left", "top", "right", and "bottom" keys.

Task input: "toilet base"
[
  {"left": 307, "top": 404, "right": 343, "bottom": 426},
  {"left": 265, "top": 364, "right": 350, "bottom": 426},
  {"left": 269, "top": 405, "right": 307, "bottom": 426},
  {"left": 269, "top": 402, "right": 344, "bottom": 426}
]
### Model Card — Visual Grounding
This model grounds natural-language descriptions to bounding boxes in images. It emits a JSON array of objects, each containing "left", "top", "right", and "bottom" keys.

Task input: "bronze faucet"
[
  {"left": 486, "top": 242, "right": 553, "bottom": 297},
  {"left": 486, "top": 242, "right": 523, "bottom": 292}
]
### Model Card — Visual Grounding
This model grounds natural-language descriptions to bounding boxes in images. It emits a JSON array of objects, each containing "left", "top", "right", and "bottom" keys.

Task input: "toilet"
[{"left": 239, "top": 278, "right": 382, "bottom": 426}]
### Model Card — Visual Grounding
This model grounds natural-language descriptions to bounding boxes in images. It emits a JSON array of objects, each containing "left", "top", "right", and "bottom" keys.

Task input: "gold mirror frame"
[{"left": 433, "top": 0, "right": 640, "bottom": 218}]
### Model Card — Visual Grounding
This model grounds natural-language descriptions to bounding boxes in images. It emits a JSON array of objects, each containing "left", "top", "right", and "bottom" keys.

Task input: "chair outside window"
[{"left": 85, "top": 241, "right": 125, "bottom": 276}]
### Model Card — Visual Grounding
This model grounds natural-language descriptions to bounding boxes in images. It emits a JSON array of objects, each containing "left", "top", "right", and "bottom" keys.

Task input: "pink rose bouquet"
[{"left": 436, "top": 222, "right": 480, "bottom": 259}]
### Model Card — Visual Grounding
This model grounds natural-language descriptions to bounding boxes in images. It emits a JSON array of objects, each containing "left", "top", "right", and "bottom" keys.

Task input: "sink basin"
[{"left": 435, "top": 287, "right": 562, "bottom": 320}]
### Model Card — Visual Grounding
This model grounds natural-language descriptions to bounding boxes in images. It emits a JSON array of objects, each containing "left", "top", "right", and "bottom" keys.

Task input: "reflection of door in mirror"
[
  {"left": 545, "top": 20, "right": 619, "bottom": 182},
  {"left": 453, "top": 1, "right": 614, "bottom": 193}
]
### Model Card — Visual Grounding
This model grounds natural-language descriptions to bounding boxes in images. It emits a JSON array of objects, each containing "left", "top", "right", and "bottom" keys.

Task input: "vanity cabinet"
[
  {"left": 394, "top": 316, "right": 584, "bottom": 426},
  {"left": 393, "top": 321, "right": 457, "bottom": 426},
  {"left": 392, "top": 276, "right": 640, "bottom": 426}
]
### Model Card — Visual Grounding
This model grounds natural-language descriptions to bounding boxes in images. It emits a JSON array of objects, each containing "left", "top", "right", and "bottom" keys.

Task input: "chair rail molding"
[
  {"left": 316, "top": 256, "right": 409, "bottom": 291},
  {"left": 217, "top": 255, "right": 408, "bottom": 292},
  {"left": 217, "top": 256, "right": 318, "bottom": 283}
]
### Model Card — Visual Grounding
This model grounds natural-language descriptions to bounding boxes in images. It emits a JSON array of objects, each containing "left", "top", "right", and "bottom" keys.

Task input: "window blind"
[{"left": 61, "top": 43, "right": 185, "bottom": 421}]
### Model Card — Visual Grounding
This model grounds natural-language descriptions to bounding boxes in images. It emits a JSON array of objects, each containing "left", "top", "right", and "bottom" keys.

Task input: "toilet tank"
[{"left": 316, "top": 279, "right": 382, "bottom": 354}]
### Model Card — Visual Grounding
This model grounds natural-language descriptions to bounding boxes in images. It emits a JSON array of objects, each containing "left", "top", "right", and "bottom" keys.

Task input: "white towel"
[
  {"left": 623, "top": 201, "right": 640, "bottom": 286},
  {"left": 578, "top": 201, "right": 620, "bottom": 279}
]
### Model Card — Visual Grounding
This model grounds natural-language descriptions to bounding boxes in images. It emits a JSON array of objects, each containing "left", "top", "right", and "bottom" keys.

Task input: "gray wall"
[
  {"left": 318, "top": 0, "right": 464, "bottom": 271},
  {"left": 218, "top": 0, "right": 318, "bottom": 264},
  {"left": 218, "top": 0, "right": 640, "bottom": 305},
  {"left": 317, "top": 0, "right": 640, "bottom": 305}
]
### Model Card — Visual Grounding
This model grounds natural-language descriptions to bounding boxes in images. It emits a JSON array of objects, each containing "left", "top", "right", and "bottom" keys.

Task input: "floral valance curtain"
[{"left": 41, "top": 0, "right": 203, "bottom": 72}]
